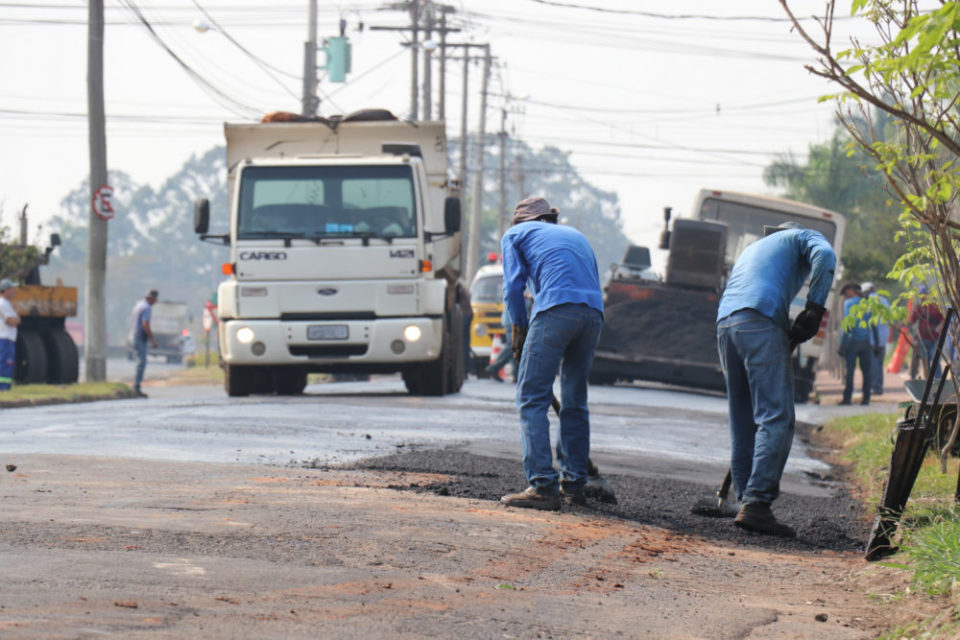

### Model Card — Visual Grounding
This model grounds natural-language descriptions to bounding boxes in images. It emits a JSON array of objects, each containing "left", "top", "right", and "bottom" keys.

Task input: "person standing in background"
[
  {"left": 129, "top": 289, "right": 159, "bottom": 398},
  {"left": 860, "top": 282, "right": 890, "bottom": 396},
  {"left": 0, "top": 279, "right": 21, "bottom": 391},
  {"left": 908, "top": 285, "right": 945, "bottom": 380},
  {"left": 840, "top": 283, "right": 874, "bottom": 406}
]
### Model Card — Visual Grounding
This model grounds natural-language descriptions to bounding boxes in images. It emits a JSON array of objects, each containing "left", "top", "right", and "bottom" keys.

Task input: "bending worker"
[
  {"left": 716, "top": 221, "right": 836, "bottom": 537},
  {"left": 498, "top": 196, "right": 604, "bottom": 510}
]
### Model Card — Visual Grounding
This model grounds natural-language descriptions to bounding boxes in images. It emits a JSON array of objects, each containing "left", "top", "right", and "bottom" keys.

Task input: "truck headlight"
[
  {"left": 403, "top": 325, "right": 422, "bottom": 342},
  {"left": 236, "top": 327, "right": 255, "bottom": 344}
]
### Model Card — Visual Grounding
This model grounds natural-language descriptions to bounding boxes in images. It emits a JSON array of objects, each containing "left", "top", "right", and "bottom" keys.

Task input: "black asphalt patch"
[{"left": 332, "top": 447, "right": 869, "bottom": 555}]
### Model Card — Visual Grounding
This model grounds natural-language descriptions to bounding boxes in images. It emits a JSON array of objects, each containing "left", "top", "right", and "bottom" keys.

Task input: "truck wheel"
[
  {"left": 273, "top": 369, "right": 307, "bottom": 395},
  {"left": 15, "top": 330, "right": 48, "bottom": 385},
  {"left": 224, "top": 364, "right": 252, "bottom": 397},
  {"left": 447, "top": 304, "right": 465, "bottom": 393},
  {"left": 43, "top": 328, "right": 79, "bottom": 384},
  {"left": 793, "top": 361, "right": 815, "bottom": 404},
  {"left": 416, "top": 321, "right": 453, "bottom": 396}
]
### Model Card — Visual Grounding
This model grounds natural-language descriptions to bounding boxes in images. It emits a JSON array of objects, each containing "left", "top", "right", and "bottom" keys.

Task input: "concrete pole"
[
  {"left": 302, "top": 0, "right": 318, "bottom": 116},
  {"left": 422, "top": 7, "right": 433, "bottom": 121},
  {"left": 85, "top": 0, "right": 108, "bottom": 382},
  {"left": 458, "top": 51, "right": 469, "bottom": 201},
  {"left": 497, "top": 106, "right": 507, "bottom": 243},
  {"left": 438, "top": 11, "right": 447, "bottom": 120},
  {"left": 409, "top": 0, "right": 420, "bottom": 121},
  {"left": 465, "top": 45, "right": 491, "bottom": 283}
]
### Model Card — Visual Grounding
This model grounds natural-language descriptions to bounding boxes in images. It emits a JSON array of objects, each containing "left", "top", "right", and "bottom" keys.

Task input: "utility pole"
[
  {"left": 421, "top": 4, "right": 433, "bottom": 121},
  {"left": 86, "top": 0, "right": 108, "bottom": 382},
  {"left": 302, "top": 0, "right": 318, "bottom": 116},
  {"left": 458, "top": 50, "right": 469, "bottom": 199},
  {"left": 409, "top": 0, "right": 420, "bottom": 120},
  {"left": 465, "top": 45, "right": 491, "bottom": 283},
  {"left": 438, "top": 10, "right": 447, "bottom": 120},
  {"left": 498, "top": 105, "right": 508, "bottom": 242}
]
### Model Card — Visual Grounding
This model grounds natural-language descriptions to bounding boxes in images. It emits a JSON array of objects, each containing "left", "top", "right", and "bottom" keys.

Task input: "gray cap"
[
  {"left": 861, "top": 282, "right": 875, "bottom": 294},
  {"left": 763, "top": 220, "right": 804, "bottom": 237},
  {"left": 513, "top": 196, "right": 559, "bottom": 225},
  {"left": 146, "top": 289, "right": 159, "bottom": 299},
  {"left": 0, "top": 278, "right": 17, "bottom": 292}
]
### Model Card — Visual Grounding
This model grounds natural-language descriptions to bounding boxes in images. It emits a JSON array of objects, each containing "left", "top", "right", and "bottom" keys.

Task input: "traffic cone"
[{"left": 489, "top": 334, "right": 507, "bottom": 380}]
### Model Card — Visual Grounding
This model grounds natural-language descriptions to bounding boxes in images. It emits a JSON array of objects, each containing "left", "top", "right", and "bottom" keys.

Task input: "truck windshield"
[
  {"left": 698, "top": 197, "right": 838, "bottom": 265},
  {"left": 237, "top": 165, "right": 417, "bottom": 240}
]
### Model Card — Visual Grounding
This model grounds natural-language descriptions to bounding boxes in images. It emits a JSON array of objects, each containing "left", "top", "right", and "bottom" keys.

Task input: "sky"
[{"left": 0, "top": 0, "right": 886, "bottom": 253}]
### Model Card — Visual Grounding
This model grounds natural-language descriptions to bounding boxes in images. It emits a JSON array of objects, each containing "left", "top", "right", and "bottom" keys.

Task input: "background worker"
[
  {"left": 860, "top": 282, "right": 890, "bottom": 396},
  {"left": 498, "top": 196, "right": 604, "bottom": 510},
  {"left": 839, "top": 283, "right": 873, "bottom": 406},
  {"left": 908, "top": 285, "right": 945, "bottom": 380},
  {"left": 0, "top": 279, "right": 21, "bottom": 391},
  {"left": 716, "top": 221, "right": 835, "bottom": 537},
  {"left": 129, "top": 289, "right": 159, "bottom": 398}
]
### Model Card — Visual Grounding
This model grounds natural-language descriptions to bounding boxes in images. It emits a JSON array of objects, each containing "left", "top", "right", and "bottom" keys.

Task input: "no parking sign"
[{"left": 92, "top": 185, "right": 115, "bottom": 221}]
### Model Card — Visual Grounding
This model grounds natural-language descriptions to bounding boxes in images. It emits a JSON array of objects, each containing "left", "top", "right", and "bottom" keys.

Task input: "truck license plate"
[{"left": 307, "top": 325, "right": 348, "bottom": 340}]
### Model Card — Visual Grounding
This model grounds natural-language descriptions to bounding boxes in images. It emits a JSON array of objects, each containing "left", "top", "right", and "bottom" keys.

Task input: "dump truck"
[
  {"left": 2, "top": 207, "right": 79, "bottom": 385},
  {"left": 193, "top": 109, "right": 466, "bottom": 397},
  {"left": 590, "top": 189, "right": 846, "bottom": 402}
]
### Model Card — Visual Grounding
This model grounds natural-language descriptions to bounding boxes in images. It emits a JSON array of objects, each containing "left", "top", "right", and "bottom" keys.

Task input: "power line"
[{"left": 521, "top": 0, "right": 846, "bottom": 22}]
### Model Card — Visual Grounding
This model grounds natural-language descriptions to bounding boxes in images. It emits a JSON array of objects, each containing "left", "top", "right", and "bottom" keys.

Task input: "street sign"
[
  {"left": 92, "top": 185, "right": 115, "bottom": 221},
  {"left": 202, "top": 307, "right": 214, "bottom": 333}
]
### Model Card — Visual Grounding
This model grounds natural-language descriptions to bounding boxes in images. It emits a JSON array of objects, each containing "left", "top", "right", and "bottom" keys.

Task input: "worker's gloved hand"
[
  {"left": 511, "top": 324, "right": 528, "bottom": 362},
  {"left": 789, "top": 300, "right": 826, "bottom": 346}
]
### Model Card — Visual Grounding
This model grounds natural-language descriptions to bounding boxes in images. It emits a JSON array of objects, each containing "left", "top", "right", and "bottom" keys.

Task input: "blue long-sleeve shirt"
[
  {"left": 717, "top": 228, "right": 836, "bottom": 331},
  {"left": 843, "top": 296, "right": 874, "bottom": 343},
  {"left": 500, "top": 221, "right": 603, "bottom": 326}
]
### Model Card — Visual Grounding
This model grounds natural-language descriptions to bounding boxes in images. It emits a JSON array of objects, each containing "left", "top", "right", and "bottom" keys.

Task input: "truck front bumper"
[{"left": 219, "top": 317, "right": 444, "bottom": 366}]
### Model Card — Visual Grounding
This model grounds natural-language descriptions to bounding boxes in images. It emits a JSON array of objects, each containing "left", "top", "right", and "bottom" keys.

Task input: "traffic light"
[{"left": 321, "top": 36, "right": 352, "bottom": 83}]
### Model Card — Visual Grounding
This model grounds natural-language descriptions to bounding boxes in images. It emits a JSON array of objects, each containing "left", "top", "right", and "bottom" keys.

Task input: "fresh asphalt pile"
[{"left": 334, "top": 445, "right": 868, "bottom": 554}]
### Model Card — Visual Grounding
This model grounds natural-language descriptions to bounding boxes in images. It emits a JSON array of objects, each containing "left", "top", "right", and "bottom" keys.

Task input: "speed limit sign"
[{"left": 92, "top": 185, "right": 115, "bottom": 221}]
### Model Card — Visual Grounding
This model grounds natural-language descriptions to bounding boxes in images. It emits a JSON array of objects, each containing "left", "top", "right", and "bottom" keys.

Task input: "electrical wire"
[{"left": 521, "top": 0, "right": 847, "bottom": 22}]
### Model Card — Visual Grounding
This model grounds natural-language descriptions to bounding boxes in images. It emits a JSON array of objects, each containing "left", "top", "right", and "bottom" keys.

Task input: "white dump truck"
[{"left": 193, "top": 110, "right": 466, "bottom": 397}]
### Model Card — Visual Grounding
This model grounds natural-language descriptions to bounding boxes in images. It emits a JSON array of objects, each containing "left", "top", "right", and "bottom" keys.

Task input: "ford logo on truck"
[{"left": 239, "top": 251, "right": 287, "bottom": 260}]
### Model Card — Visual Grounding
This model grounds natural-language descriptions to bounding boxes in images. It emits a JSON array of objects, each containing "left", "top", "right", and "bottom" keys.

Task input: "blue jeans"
[
  {"left": 841, "top": 339, "right": 872, "bottom": 404},
  {"left": 516, "top": 303, "right": 603, "bottom": 491},
  {"left": 134, "top": 337, "right": 148, "bottom": 390},
  {"left": 0, "top": 338, "right": 14, "bottom": 390},
  {"left": 717, "top": 310, "right": 794, "bottom": 506},
  {"left": 870, "top": 346, "right": 885, "bottom": 394}
]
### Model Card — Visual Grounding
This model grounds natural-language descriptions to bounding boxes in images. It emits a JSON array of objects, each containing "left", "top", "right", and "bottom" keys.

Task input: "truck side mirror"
[
  {"left": 49, "top": 233, "right": 61, "bottom": 247},
  {"left": 444, "top": 197, "right": 461, "bottom": 233},
  {"left": 194, "top": 198, "right": 210, "bottom": 235}
]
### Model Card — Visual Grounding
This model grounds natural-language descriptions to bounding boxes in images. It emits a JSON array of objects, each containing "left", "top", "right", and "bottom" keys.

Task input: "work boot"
[
  {"left": 734, "top": 502, "right": 796, "bottom": 538},
  {"left": 133, "top": 387, "right": 148, "bottom": 399},
  {"left": 500, "top": 486, "right": 560, "bottom": 511},
  {"left": 560, "top": 482, "right": 586, "bottom": 506}
]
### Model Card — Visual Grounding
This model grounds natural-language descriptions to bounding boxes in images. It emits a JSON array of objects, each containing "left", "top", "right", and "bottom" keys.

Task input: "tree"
[
  {"left": 780, "top": 0, "right": 960, "bottom": 459},
  {"left": 763, "top": 122, "right": 905, "bottom": 285}
]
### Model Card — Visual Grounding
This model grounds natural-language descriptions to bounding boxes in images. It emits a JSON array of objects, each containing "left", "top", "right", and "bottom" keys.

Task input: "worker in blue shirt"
[
  {"left": 716, "top": 221, "right": 836, "bottom": 537},
  {"left": 498, "top": 196, "right": 604, "bottom": 511},
  {"left": 860, "top": 282, "right": 890, "bottom": 396},
  {"left": 839, "top": 283, "right": 874, "bottom": 405}
]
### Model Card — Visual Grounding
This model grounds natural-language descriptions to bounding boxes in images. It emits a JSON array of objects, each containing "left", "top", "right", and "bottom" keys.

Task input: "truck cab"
[{"left": 194, "top": 113, "right": 466, "bottom": 397}]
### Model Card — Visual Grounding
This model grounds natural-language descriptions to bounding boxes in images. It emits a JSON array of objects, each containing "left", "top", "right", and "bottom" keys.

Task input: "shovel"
[{"left": 551, "top": 394, "right": 618, "bottom": 503}]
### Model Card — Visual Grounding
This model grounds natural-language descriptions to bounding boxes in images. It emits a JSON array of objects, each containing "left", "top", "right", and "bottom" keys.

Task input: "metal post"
[
  {"left": 86, "top": 0, "right": 108, "bottom": 382},
  {"left": 302, "top": 0, "right": 318, "bottom": 116},
  {"left": 465, "top": 45, "right": 491, "bottom": 283}
]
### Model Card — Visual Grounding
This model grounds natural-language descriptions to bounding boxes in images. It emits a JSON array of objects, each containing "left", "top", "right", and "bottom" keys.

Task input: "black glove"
[
  {"left": 789, "top": 300, "right": 826, "bottom": 346},
  {"left": 511, "top": 324, "right": 528, "bottom": 362}
]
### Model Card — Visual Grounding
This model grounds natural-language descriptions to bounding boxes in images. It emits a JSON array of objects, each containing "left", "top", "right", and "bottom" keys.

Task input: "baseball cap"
[
  {"left": 860, "top": 282, "right": 875, "bottom": 294},
  {"left": 0, "top": 278, "right": 17, "bottom": 292},
  {"left": 763, "top": 220, "right": 803, "bottom": 237}
]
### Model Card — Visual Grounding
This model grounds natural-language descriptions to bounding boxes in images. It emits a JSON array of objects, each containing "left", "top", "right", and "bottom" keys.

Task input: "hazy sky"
[{"left": 1, "top": 1, "right": 883, "bottom": 251}]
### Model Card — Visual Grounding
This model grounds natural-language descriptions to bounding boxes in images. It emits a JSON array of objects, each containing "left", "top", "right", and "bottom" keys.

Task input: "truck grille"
[{"left": 288, "top": 344, "right": 369, "bottom": 358}]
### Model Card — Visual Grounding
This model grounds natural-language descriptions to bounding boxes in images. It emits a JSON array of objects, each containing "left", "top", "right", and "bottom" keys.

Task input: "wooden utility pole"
[
  {"left": 302, "top": 0, "right": 318, "bottom": 116},
  {"left": 465, "top": 45, "right": 491, "bottom": 283},
  {"left": 86, "top": 0, "right": 108, "bottom": 382}
]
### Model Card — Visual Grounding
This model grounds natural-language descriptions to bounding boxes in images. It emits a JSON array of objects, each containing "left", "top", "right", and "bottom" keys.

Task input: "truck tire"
[
  {"left": 273, "top": 369, "right": 307, "bottom": 395},
  {"left": 447, "top": 304, "right": 465, "bottom": 393},
  {"left": 793, "top": 360, "right": 815, "bottom": 404},
  {"left": 43, "top": 328, "right": 79, "bottom": 384},
  {"left": 404, "top": 321, "right": 453, "bottom": 396},
  {"left": 224, "top": 364, "right": 252, "bottom": 397},
  {"left": 15, "top": 330, "right": 48, "bottom": 385}
]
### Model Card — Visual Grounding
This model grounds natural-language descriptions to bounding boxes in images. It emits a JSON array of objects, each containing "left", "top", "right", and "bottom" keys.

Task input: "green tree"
[
  {"left": 763, "top": 123, "right": 904, "bottom": 286},
  {"left": 781, "top": 0, "right": 960, "bottom": 461}
]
